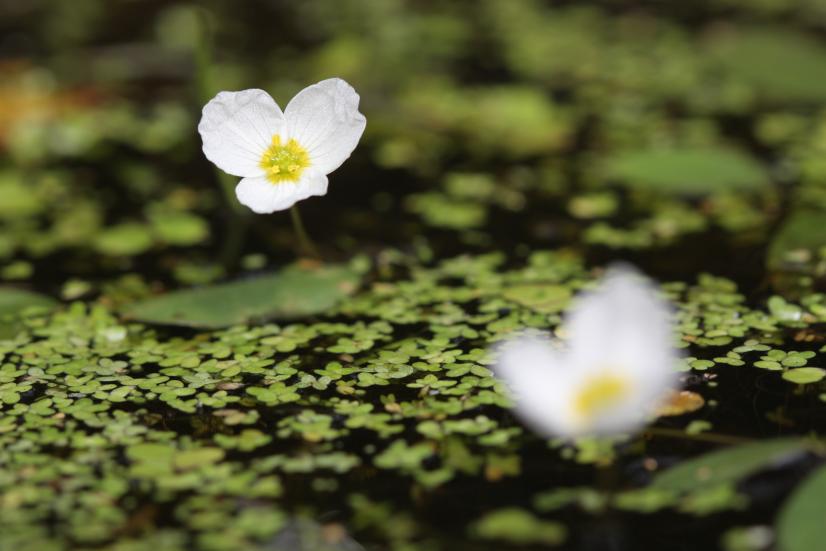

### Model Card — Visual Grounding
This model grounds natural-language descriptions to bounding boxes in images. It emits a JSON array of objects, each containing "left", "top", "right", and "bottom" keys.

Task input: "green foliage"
[
  {"left": 767, "top": 211, "right": 826, "bottom": 273},
  {"left": 651, "top": 439, "right": 810, "bottom": 493},
  {"left": 782, "top": 367, "right": 825, "bottom": 384},
  {"left": 776, "top": 464, "right": 826, "bottom": 551},
  {"left": 94, "top": 223, "right": 155, "bottom": 256},
  {"left": 0, "top": 249, "right": 823, "bottom": 548},
  {"left": 3, "top": 0, "right": 826, "bottom": 548},
  {"left": 708, "top": 27, "right": 826, "bottom": 103},
  {"left": 471, "top": 508, "right": 566, "bottom": 545},
  {"left": 607, "top": 148, "right": 769, "bottom": 195},
  {"left": 123, "top": 263, "right": 361, "bottom": 328},
  {"left": 0, "top": 287, "right": 58, "bottom": 316}
]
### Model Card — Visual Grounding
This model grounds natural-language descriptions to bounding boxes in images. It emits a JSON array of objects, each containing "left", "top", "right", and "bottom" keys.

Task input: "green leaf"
[
  {"left": 173, "top": 448, "right": 225, "bottom": 470},
  {"left": 768, "top": 296, "right": 805, "bottom": 322},
  {"left": 502, "top": 284, "right": 572, "bottom": 313},
  {"left": 767, "top": 210, "right": 826, "bottom": 272},
  {"left": 607, "top": 148, "right": 769, "bottom": 195},
  {"left": 709, "top": 27, "right": 826, "bottom": 103},
  {"left": 651, "top": 438, "right": 809, "bottom": 493},
  {"left": 122, "top": 263, "right": 361, "bottom": 328},
  {"left": 0, "top": 175, "right": 45, "bottom": 219},
  {"left": 126, "top": 443, "right": 176, "bottom": 464},
  {"left": 782, "top": 368, "right": 826, "bottom": 385},
  {"left": 0, "top": 287, "right": 59, "bottom": 339},
  {"left": 0, "top": 287, "right": 58, "bottom": 317},
  {"left": 471, "top": 508, "right": 566, "bottom": 545},
  {"left": 777, "top": 464, "right": 826, "bottom": 551},
  {"left": 94, "top": 223, "right": 154, "bottom": 256},
  {"left": 406, "top": 193, "right": 487, "bottom": 229},
  {"left": 149, "top": 210, "right": 210, "bottom": 246}
]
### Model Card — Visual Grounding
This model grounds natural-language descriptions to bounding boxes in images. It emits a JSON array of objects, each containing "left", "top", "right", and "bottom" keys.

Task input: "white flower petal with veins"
[
  {"left": 285, "top": 78, "right": 367, "bottom": 174},
  {"left": 236, "top": 171, "right": 329, "bottom": 214},
  {"left": 198, "top": 89, "right": 284, "bottom": 178},
  {"left": 493, "top": 266, "right": 680, "bottom": 439},
  {"left": 198, "top": 79, "right": 364, "bottom": 213}
]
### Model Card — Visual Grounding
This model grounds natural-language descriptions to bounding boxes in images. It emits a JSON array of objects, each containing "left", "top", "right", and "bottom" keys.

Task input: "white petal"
[
  {"left": 284, "top": 78, "right": 366, "bottom": 175},
  {"left": 566, "top": 267, "right": 676, "bottom": 371},
  {"left": 199, "top": 89, "right": 284, "bottom": 177},
  {"left": 492, "top": 267, "right": 681, "bottom": 440},
  {"left": 235, "top": 171, "right": 328, "bottom": 214},
  {"left": 565, "top": 265, "right": 680, "bottom": 422},
  {"left": 493, "top": 334, "right": 579, "bottom": 438}
]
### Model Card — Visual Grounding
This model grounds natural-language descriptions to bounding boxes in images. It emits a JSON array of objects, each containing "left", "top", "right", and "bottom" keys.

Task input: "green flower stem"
[{"left": 290, "top": 206, "right": 320, "bottom": 259}]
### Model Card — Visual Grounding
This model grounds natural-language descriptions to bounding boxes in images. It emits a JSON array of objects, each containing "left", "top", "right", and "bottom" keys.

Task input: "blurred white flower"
[
  {"left": 493, "top": 267, "right": 679, "bottom": 439},
  {"left": 198, "top": 78, "right": 366, "bottom": 213}
]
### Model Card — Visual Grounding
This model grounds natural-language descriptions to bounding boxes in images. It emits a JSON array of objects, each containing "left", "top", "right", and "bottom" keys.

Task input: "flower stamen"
[
  {"left": 573, "top": 373, "right": 630, "bottom": 420},
  {"left": 259, "top": 135, "right": 310, "bottom": 184}
]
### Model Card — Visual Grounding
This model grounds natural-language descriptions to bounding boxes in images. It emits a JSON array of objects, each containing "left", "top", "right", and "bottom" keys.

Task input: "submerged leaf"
[{"left": 123, "top": 263, "right": 361, "bottom": 328}]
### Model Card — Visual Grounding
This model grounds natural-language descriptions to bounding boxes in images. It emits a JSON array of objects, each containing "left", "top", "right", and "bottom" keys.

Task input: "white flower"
[
  {"left": 493, "top": 266, "right": 680, "bottom": 439},
  {"left": 198, "top": 78, "right": 366, "bottom": 213}
]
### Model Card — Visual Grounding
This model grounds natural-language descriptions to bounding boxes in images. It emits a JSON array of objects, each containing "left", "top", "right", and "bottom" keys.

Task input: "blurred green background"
[{"left": 1, "top": 0, "right": 825, "bottom": 293}]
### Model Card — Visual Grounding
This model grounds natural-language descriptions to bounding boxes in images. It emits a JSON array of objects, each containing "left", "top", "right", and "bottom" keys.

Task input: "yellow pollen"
[
  {"left": 572, "top": 373, "right": 631, "bottom": 420},
  {"left": 259, "top": 135, "right": 310, "bottom": 184}
]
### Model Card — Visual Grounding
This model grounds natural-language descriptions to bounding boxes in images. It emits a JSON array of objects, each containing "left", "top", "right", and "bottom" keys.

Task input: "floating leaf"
[
  {"left": 123, "top": 263, "right": 361, "bottom": 328},
  {"left": 782, "top": 368, "right": 826, "bottom": 385},
  {"left": 173, "top": 448, "right": 225, "bottom": 470},
  {"left": 463, "top": 86, "right": 571, "bottom": 157},
  {"left": 768, "top": 296, "right": 805, "bottom": 322},
  {"left": 0, "top": 176, "right": 44, "bottom": 219},
  {"left": 125, "top": 443, "right": 176, "bottom": 477},
  {"left": 607, "top": 148, "right": 769, "bottom": 195},
  {"left": 0, "top": 287, "right": 59, "bottom": 339},
  {"left": 406, "top": 193, "right": 487, "bottom": 229},
  {"left": 94, "top": 223, "right": 154, "bottom": 256},
  {"left": 776, "top": 464, "right": 826, "bottom": 551},
  {"left": 502, "top": 284, "right": 572, "bottom": 314},
  {"left": 471, "top": 508, "right": 566, "bottom": 545},
  {"left": 0, "top": 287, "right": 58, "bottom": 317},
  {"left": 721, "top": 526, "right": 774, "bottom": 551},
  {"left": 149, "top": 210, "right": 210, "bottom": 246},
  {"left": 767, "top": 210, "right": 826, "bottom": 273},
  {"left": 709, "top": 27, "right": 826, "bottom": 103},
  {"left": 651, "top": 438, "right": 809, "bottom": 493}
]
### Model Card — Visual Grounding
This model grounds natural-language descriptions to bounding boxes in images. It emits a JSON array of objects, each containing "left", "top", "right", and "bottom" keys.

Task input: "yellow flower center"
[
  {"left": 572, "top": 373, "right": 631, "bottom": 420},
  {"left": 259, "top": 135, "right": 310, "bottom": 184}
]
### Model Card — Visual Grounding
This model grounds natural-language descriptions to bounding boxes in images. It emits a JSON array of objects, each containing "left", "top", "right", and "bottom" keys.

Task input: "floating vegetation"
[{"left": 1, "top": 0, "right": 826, "bottom": 549}]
